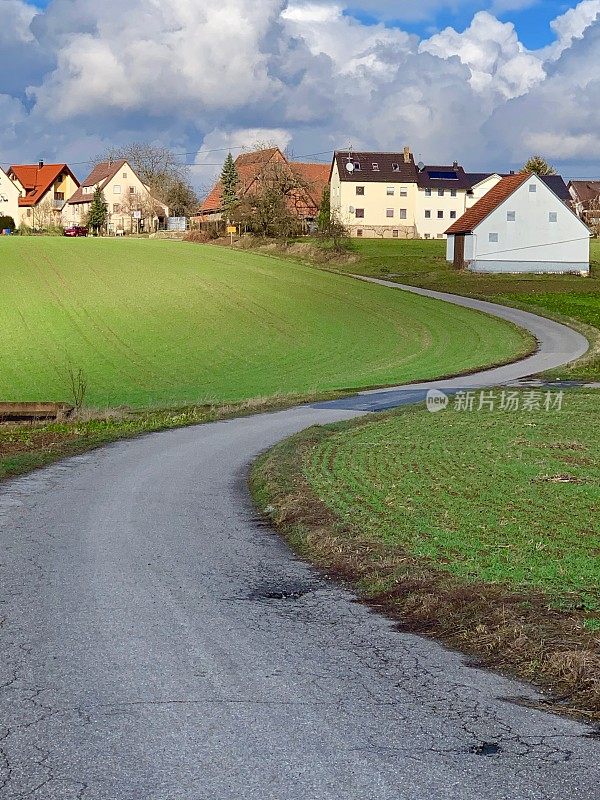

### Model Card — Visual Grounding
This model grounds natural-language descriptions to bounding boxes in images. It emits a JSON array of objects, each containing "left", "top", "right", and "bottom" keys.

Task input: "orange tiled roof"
[
  {"left": 446, "top": 172, "right": 530, "bottom": 235},
  {"left": 290, "top": 162, "right": 330, "bottom": 205},
  {"left": 9, "top": 163, "right": 79, "bottom": 207},
  {"left": 199, "top": 148, "right": 328, "bottom": 215}
]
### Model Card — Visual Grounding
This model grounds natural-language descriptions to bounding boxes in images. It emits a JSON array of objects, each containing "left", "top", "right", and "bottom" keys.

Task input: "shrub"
[
  {"left": 183, "top": 230, "right": 214, "bottom": 244},
  {"left": 0, "top": 216, "right": 16, "bottom": 232}
]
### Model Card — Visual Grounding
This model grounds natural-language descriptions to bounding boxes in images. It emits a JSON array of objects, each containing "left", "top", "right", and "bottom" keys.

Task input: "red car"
[{"left": 63, "top": 226, "right": 89, "bottom": 237}]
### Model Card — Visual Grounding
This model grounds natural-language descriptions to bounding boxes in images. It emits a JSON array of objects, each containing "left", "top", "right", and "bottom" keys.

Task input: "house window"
[
  {"left": 113, "top": 203, "right": 121, "bottom": 213},
  {"left": 425, "top": 210, "right": 431, "bottom": 219},
  {"left": 437, "top": 234, "right": 444, "bottom": 239},
  {"left": 450, "top": 189, "right": 457, "bottom": 197},
  {"left": 129, "top": 187, "right": 135, "bottom": 194},
  {"left": 83, "top": 186, "right": 93, "bottom": 194},
  {"left": 424, "top": 233, "right": 431, "bottom": 239},
  {"left": 400, "top": 187, "right": 407, "bottom": 197},
  {"left": 386, "top": 187, "right": 394, "bottom": 196},
  {"left": 549, "top": 211, "right": 558, "bottom": 223},
  {"left": 392, "top": 230, "right": 399, "bottom": 238},
  {"left": 113, "top": 185, "right": 121, "bottom": 194},
  {"left": 437, "top": 210, "right": 444, "bottom": 219},
  {"left": 425, "top": 188, "right": 432, "bottom": 197},
  {"left": 392, "top": 163, "right": 400, "bottom": 172},
  {"left": 27, "top": 208, "right": 31, "bottom": 217},
  {"left": 372, "top": 163, "right": 379, "bottom": 171},
  {"left": 529, "top": 184, "right": 537, "bottom": 193},
  {"left": 356, "top": 186, "right": 365, "bottom": 196},
  {"left": 355, "top": 208, "right": 365, "bottom": 218},
  {"left": 438, "top": 189, "right": 444, "bottom": 197},
  {"left": 507, "top": 211, "right": 516, "bottom": 221},
  {"left": 386, "top": 209, "right": 394, "bottom": 218},
  {"left": 400, "top": 209, "right": 407, "bottom": 220},
  {"left": 489, "top": 232, "right": 499, "bottom": 243},
  {"left": 450, "top": 210, "right": 457, "bottom": 219},
  {"left": 356, "top": 229, "right": 363, "bottom": 237},
  {"left": 123, "top": 172, "right": 128, "bottom": 178}
]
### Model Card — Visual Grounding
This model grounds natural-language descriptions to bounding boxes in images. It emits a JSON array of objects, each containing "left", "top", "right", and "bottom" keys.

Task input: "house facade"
[
  {"left": 446, "top": 173, "right": 590, "bottom": 274},
  {"left": 0, "top": 167, "right": 21, "bottom": 227},
  {"left": 197, "top": 148, "right": 329, "bottom": 226},
  {"left": 330, "top": 150, "right": 482, "bottom": 239},
  {"left": 330, "top": 148, "right": 419, "bottom": 238},
  {"left": 569, "top": 180, "right": 600, "bottom": 229},
  {"left": 64, "top": 160, "right": 167, "bottom": 233},
  {"left": 8, "top": 162, "right": 79, "bottom": 229}
]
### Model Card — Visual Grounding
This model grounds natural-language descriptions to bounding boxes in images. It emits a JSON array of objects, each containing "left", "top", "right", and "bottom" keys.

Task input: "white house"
[
  {"left": 0, "top": 167, "right": 21, "bottom": 228},
  {"left": 64, "top": 159, "right": 168, "bottom": 234},
  {"left": 445, "top": 172, "right": 590, "bottom": 274}
]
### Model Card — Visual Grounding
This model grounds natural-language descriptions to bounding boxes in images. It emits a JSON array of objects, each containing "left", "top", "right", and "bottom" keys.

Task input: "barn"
[{"left": 445, "top": 172, "right": 590, "bottom": 274}]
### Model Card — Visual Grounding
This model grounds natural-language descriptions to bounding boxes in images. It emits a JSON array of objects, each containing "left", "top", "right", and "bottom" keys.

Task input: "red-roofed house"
[
  {"left": 196, "top": 148, "right": 329, "bottom": 225},
  {"left": 446, "top": 173, "right": 590, "bottom": 273},
  {"left": 64, "top": 159, "right": 168, "bottom": 234},
  {"left": 8, "top": 162, "right": 80, "bottom": 229}
]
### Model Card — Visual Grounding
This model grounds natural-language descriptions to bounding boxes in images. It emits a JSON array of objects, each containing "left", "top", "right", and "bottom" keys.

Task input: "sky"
[{"left": 1, "top": 0, "right": 599, "bottom": 193}]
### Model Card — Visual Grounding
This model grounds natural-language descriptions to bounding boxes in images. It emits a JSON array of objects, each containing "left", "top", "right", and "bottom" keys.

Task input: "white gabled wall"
[
  {"left": 0, "top": 168, "right": 21, "bottom": 228},
  {"left": 472, "top": 178, "right": 590, "bottom": 272}
]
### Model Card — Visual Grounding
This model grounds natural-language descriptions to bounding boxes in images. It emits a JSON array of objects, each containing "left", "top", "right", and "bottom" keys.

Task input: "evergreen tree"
[
  {"left": 220, "top": 153, "right": 239, "bottom": 222},
  {"left": 88, "top": 186, "right": 108, "bottom": 235},
  {"left": 522, "top": 155, "right": 556, "bottom": 176},
  {"left": 317, "top": 186, "right": 331, "bottom": 231}
]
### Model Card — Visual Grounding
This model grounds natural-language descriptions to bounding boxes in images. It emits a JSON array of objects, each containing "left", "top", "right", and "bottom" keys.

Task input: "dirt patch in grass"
[{"left": 251, "top": 409, "right": 600, "bottom": 722}]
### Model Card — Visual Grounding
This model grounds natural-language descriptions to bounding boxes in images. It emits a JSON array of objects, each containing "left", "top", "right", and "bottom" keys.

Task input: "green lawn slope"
[{"left": 0, "top": 238, "right": 531, "bottom": 408}]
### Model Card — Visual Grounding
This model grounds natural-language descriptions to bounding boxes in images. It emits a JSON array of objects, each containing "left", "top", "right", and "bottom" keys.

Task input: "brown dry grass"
[{"left": 251, "top": 428, "right": 600, "bottom": 721}]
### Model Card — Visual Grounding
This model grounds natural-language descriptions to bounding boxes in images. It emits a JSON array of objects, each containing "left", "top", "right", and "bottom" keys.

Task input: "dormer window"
[
  {"left": 353, "top": 162, "right": 361, "bottom": 171},
  {"left": 392, "top": 163, "right": 400, "bottom": 172},
  {"left": 372, "top": 163, "right": 379, "bottom": 171}
]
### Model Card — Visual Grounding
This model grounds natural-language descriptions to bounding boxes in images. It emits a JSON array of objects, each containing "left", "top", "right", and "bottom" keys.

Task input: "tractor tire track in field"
[{"left": 0, "top": 281, "right": 595, "bottom": 800}]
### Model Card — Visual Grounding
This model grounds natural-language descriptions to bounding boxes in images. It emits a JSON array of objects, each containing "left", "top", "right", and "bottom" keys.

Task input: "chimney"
[
  {"left": 453, "top": 160, "right": 458, "bottom": 169},
  {"left": 403, "top": 146, "right": 411, "bottom": 164},
  {"left": 510, "top": 170, "right": 515, "bottom": 175},
  {"left": 38, "top": 160, "right": 44, "bottom": 170}
]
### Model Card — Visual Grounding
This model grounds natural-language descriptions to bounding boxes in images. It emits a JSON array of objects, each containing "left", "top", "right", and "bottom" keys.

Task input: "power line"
[
  {"left": 475, "top": 235, "right": 591, "bottom": 259},
  {"left": 1, "top": 146, "right": 334, "bottom": 172}
]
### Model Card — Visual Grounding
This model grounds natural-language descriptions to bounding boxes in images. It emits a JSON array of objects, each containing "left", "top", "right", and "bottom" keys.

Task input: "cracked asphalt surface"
[{"left": 1, "top": 282, "right": 597, "bottom": 799}]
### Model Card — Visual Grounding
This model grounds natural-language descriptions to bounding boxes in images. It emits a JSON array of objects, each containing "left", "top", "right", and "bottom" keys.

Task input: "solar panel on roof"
[{"left": 429, "top": 171, "right": 458, "bottom": 180}]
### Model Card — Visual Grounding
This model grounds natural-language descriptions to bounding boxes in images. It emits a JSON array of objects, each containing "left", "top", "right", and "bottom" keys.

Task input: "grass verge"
[
  {"left": 251, "top": 389, "right": 600, "bottom": 720},
  {"left": 0, "top": 391, "right": 346, "bottom": 483}
]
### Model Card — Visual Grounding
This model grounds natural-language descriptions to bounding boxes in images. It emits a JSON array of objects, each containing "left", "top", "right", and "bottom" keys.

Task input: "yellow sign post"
[{"left": 227, "top": 225, "right": 236, "bottom": 245}]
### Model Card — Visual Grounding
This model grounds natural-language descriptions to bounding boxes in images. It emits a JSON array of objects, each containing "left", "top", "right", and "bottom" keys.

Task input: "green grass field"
[
  {"left": 0, "top": 238, "right": 530, "bottom": 408},
  {"left": 332, "top": 238, "right": 600, "bottom": 379},
  {"left": 301, "top": 392, "right": 600, "bottom": 608}
]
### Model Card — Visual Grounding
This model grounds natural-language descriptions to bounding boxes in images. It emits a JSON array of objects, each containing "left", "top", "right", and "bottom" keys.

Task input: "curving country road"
[{"left": 0, "top": 282, "right": 596, "bottom": 800}]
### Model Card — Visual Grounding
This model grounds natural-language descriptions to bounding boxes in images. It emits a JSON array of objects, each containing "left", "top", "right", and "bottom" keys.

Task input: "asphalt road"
[{"left": 1, "top": 283, "right": 596, "bottom": 800}]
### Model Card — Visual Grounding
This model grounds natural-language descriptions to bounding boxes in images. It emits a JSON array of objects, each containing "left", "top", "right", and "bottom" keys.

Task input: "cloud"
[
  {"left": 420, "top": 11, "right": 545, "bottom": 99},
  {"left": 542, "top": 0, "right": 600, "bottom": 59},
  {"left": 1, "top": 0, "right": 600, "bottom": 184},
  {"left": 485, "top": 17, "right": 600, "bottom": 167}
]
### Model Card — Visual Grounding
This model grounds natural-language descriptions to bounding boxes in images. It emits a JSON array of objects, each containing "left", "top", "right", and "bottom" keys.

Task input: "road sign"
[{"left": 227, "top": 226, "right": 236, "bottom": 234}]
